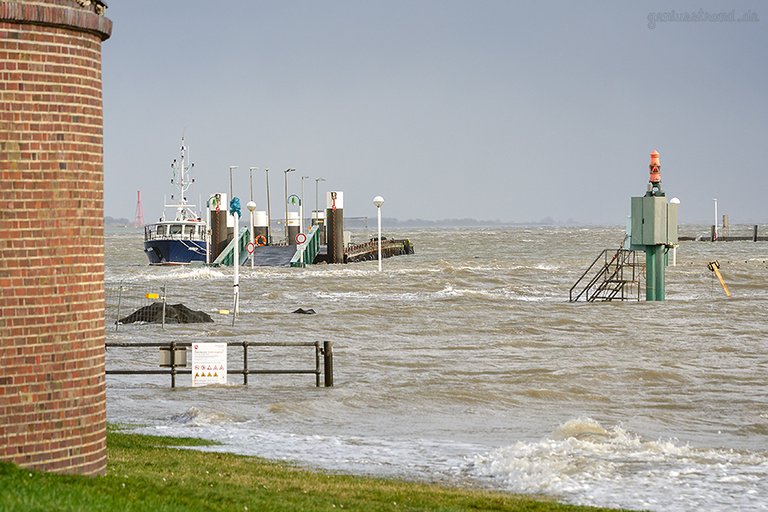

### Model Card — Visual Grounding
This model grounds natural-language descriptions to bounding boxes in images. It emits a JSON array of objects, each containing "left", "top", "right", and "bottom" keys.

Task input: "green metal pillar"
[
  {"left": 655, "top": 246, "right": 665, "bottom": 301},
  {"left": 645, "top": 247, "right": 656, "bottom": 301},
  {"left": 645, "top": 245, "right": 666, "bottom": 301}
]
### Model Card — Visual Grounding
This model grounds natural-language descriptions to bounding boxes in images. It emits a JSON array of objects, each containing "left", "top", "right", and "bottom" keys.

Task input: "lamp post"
[
  {"left": 228, "top": 165, "right": 238, "bottom": 201},
  {"left": 373, "top": 195, "right": 384, "bottom": 272},
  {"left": 300, "top": 175, "right": 310, "bottom": 231},
  {"left": 284, "top": 168, "right": 295, "bottom": 243},
  {"left": 249, "top": 167, "right": 257, "bottom": 202},
  {"left": 315, "top": 177, "right": 325, "bottom": 225},
  {"left": 264, "top": 168, "right": 272, "bottom": 244},
  {"left": 246, "top": 200, "right": 257, "bottom": 268}
]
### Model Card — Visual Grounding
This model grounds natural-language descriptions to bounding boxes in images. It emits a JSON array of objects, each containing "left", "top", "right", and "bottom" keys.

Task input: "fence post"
[
  {"left": 115, "top": 282, "right": 123, "bottom": 332},
  {"left": 170, "top": 340, "right": 176, "bottom": 389},
  {"left": 315, "top": 341, "right": 320, "bottom": 387},
  {"left": 243, "top": 342, "right": 248, "bottom": 385},
  {"left": 161, "top": 285, "right": 167, "bottom": 329},
  {"left": 323, "top": 340, "right": 334, "bottom": 387}
]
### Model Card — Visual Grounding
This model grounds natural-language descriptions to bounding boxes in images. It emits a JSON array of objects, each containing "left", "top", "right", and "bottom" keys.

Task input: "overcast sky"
[{"left": 102, "top": 1, "right": 766, "bottom": 225}]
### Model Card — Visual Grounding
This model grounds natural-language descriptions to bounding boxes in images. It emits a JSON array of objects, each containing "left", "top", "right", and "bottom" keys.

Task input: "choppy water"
[{"left": 105, "top": 226, "right": 768, "bottom": 511}]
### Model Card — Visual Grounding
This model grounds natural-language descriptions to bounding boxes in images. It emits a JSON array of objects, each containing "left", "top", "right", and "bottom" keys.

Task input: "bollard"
[{"left": 323, "top": 340, "right": 334, "bottom": 387}]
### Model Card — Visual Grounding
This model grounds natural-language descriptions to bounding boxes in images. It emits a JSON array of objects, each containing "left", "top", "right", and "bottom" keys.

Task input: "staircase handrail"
[
  {"left": 571, "top": 248, "right": 641, "bottom": 302},
  {"left": 569, "top": 249, "right": 612, "bottom": 302},
  {"left": 211, "top": 227, "right": 250, "bottom": 267},
  {"left": 590, "top": 250, "right": 635, "bottom": 302},
  {"left": 290, "top": 225, "right": 320, "bottom": 268}
]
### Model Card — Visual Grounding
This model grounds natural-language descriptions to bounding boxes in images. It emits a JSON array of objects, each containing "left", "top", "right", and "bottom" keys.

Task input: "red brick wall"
[{"left": 0, "top": 0, "right": 111, "bottom": 475}]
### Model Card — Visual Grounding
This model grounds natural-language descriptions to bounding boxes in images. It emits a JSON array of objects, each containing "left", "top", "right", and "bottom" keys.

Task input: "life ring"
[{"left": 255, "top": 235, "right": 267, "bottom": 246}]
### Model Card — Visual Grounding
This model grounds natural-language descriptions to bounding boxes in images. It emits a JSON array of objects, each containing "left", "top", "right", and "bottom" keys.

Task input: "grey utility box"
[
  {"left": 159, "top": 347, "right": 187, "bottom": 367},
  {"left": 630, "top": 196, "right": 679, "bottom": 246}
]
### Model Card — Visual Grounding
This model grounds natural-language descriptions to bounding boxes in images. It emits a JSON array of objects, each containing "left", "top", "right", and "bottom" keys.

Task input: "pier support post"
[
  {"left": 323, "top": 341, "right": 334, "bottom": 387},
  {"left": 326, "top": 191, "right": 344, "bottom": 264},
  {"left": 209, "top": 193, "right": 229, "bottom": 261},
  {"left": 254, "top": 211, "right": 269, "bottom": 245},
  {"left": 287, "top": 212, "right": 300, "bottom": 246}
]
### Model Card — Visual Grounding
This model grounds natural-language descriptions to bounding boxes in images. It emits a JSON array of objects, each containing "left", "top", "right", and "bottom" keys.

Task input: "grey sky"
[{"left": 103, "top": 1, "right": 766, "bottom": 225}]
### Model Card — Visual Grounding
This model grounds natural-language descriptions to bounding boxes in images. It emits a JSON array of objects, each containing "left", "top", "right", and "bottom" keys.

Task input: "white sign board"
[{"left": 191, "top": 343, "right": 227, "bottom": 387}]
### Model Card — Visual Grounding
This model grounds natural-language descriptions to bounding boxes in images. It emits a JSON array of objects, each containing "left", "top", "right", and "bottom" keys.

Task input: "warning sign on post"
[{"left": 191, "top": 343, "right": 227, "bottom": 387}]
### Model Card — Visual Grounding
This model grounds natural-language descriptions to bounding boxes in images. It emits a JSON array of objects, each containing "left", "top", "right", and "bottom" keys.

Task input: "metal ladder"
[{"left": 569, "top": 248, "right": 643, "bottom": 302}]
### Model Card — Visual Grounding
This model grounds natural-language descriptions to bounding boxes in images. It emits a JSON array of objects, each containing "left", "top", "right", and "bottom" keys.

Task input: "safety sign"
[{"left": 191, "top": 343, "right": 227, "bottom": 387}]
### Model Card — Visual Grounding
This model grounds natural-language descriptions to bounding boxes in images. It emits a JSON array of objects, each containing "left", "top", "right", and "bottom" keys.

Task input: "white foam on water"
[
  {"left": 465, "top": 418, "right": 768, "bottom": 512},
  {"left": 141, "top": 266, "right": 228, "bottom": 281},
  {"left": 138, "top": 413, "right": 483, "bottom": 481}
]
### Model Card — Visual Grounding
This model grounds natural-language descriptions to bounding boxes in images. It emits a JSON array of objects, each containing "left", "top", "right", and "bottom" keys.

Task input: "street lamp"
[
  {"left": 228, "top": 165, "right": 238, "bottom": 201},
  {"left": 300, "top": 175, "right": 310, "bottom": 231},
  {"left": 315, "top": 177, "right": 326, "bottom": 225},
  {"left": 249, "top": 167, "right": 257, "bottom": 203},
  {"left": 246, "top": 200, "right": 257, "bottom": 268},
  {"left": 284, "top": 168, "right": 295, "bottom": 243},
  {"left": 373, "top": 195, "right": 384, "bottom": 272},
  {"left": 264, "top": 168, "right": 272, "bottom": 244}
]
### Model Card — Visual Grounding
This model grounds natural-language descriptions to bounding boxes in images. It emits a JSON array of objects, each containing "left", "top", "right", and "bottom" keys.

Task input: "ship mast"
[{"left": 166, "top": 137, "right": 198, "bottom": 221}]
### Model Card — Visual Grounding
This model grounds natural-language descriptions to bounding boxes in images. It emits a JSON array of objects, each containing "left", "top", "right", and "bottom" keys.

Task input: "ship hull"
[{"left": 144, "top": 239, "right": 207, "bottom": 265}]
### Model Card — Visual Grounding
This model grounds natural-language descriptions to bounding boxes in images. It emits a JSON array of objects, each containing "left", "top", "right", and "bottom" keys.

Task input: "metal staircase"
[
  {"left": 290, "top": 225, "right": 321, "bottom": 268},
  {"left": 569, "top": 248, "right": 643, "bottom": 302},
  {"left": 211, "top": 227, "right": 250, "bottom": 267}
]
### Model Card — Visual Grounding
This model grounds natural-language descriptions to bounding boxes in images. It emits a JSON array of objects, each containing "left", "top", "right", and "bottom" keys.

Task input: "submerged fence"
[
  {"left": 106, "top": 281, "right": 169, "bottom": 331},
  {"left": 105, "top": 340, "right": 334, "bottom": 388},
  {"left": 106, "top": 281, "right": 218, "bottom": 330},
  {"left": 105, "top": 280, "right": 334, "bottom": 388}
]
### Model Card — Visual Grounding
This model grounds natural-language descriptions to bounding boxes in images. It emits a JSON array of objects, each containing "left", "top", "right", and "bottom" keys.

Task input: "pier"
[{"left": 678, "top": 224, "right": 767, "bottom": 242}]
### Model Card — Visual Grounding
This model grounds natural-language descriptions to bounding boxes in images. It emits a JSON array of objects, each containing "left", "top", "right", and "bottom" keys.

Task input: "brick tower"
[{"left": 0, "top": 1, "right": 112, "bottom": 475}]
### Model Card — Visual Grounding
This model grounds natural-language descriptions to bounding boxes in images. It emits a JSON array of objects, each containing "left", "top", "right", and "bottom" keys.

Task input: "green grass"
[{"left": 0, "top": 426, "right": 632, "bottom": 512}]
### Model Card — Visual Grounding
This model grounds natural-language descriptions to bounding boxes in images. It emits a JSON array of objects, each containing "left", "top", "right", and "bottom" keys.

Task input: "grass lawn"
[{"left": 0, "top": 426, "right": 634, "bottom": 511}]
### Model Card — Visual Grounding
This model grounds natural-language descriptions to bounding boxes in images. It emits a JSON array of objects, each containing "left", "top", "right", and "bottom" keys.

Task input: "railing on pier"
[
  {"left": 344, "top": 238, "right": 414, "bottom": 263},
  {"left": 678, "top": 224, "right": 768, "bottom": 242},
  {"left": 290, "top": 225, "right": 321, "bottom": 267},
  {"left": 105, "top": 340, "right": 334, "bottom": 388},
  {"left": 211, "top": 227, "right": 251, "bottom": 266},
  {"left": 570, "top": 248, "right": 642, "bottom": 302}
]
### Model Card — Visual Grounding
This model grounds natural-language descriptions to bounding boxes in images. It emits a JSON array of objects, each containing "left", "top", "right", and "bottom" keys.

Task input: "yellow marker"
[
  {"left": 145, "top": 293, "right": 160, "bottom": 299},
  {"left": 707, "top": 261, "right": 731, "bottom": 297},
  {"left": 218, "top": 309, "right": 230, "bottom": 315}
]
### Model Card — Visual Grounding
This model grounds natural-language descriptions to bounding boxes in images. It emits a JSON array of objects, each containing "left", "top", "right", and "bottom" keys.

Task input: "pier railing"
[
  {"left": 290, "top": 225, "right": 321, "bottom": 267},
  {"left": 679, "top": 224, "right": 768, "bottom": 242},
  {"left": 105, "top": 340, "right": 334, "bottom": 388},
  {"left": 211, "top": 227, "right": 251, "bottom": 266}
]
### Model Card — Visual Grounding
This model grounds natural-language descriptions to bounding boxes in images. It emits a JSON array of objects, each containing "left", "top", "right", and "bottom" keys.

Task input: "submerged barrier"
[{"left": 105, "top": 340, "right": 334, "bottom": 388}]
